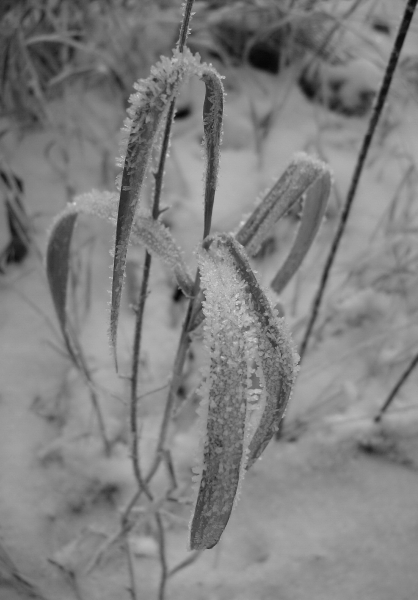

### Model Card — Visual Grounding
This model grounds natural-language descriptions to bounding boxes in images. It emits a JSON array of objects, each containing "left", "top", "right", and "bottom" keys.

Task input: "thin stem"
[
  {"left": 298, "top": 0, "right": 418, "bottom": 363},
  {"left": 66, "top": 322, "right": 111, "bottom": 455},
  {"left": 130, "top": 251, "right": 152, "bottom": 492},
  {"left": 128, "top": 0, "right": 196, "bottom": 493},
  {"left": 167, "top": 551, "right": 202, "bottom": 579},
  {"left": 145, "top": 273, "right": 201, "bottom": 483},
  {"left": 124, "top": 536, "right": 139, "bottom": 600},
  {"left": 145, "top": 299, "right": 194, "bottom": 482},
  {"left": 124, "top": 4, "right": 197, "bottom": 596},
  {"left": 375, "top": 351, "right": 418, "bottom": 422},
  {"left": 177, "top": 0, "right": 195, "bottom": 53},
  {"left": 155, "top": 512, "right": 168, "bottom": 600}
]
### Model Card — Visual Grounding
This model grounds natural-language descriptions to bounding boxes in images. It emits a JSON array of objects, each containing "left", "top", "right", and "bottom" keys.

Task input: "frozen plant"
[{"left": 45, "top": 0, "right": 331, "bottom": 596}]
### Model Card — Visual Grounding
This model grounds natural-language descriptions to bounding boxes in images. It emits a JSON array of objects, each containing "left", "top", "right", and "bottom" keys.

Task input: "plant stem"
[
  {"left": 124, "top": 536, "right": 139, "bottom": 600},
  {"left": 155, "top": 512, "right": 168, "bottom": 600},
  {"left": 130, "top": 251, "right": 152, "bottom": 491},
  {"left": 375, "top": 351, "right": 418, "bottom": 422},
  {"left": 178, "top": 0, "right": 195, "bottom": 53},
  {"left": 145, "top": 289, "right": 197, "bottom": 482},
  {"left": 298, "top": 0, "right": 418, "bottom": 363},
  {"left": 128, "top": 0, "right": 196, "bottom": 494},
  {"left": 125, "top": 4, "right": 196, "bottom": 597}
]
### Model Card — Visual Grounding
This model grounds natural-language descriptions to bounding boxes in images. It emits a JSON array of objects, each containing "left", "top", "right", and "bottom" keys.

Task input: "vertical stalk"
[
  {"left": 126, "top": 3, "right": 196, "bottom": 599},
  {"left": 298, "top": 0, "right": 418, "bottom": 363},
  {"left": 124, "top": 536, "right": 139, "bottom": 600},
  {"left": 375, "top": 351, "right": 418, "bottom": 421},
  {"left": 128, "top": 0, "right": 196, "bottom": 493},
  {"left": 155, "top": 513, "right": 168, "bottom": 600}
]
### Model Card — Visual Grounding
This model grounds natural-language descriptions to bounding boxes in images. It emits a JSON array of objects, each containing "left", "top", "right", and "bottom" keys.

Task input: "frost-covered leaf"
[
  {"left": 46, "top": 209, "right": 80, "bottom": 364},
  {"left": 200, "top": 67, "right": 224, "bottom": 237},
  {"left": 111, "top": 48, "right": 202, "bottom": 367},
  {"left": 131, "top": 217, "right": 193, "bottom": 296},
  {"left": 270, "top": 160, "right": 331, "bottom": 294},
  {"left": 189, "top": 234, "right": 298, "bottom": 550},
  {"left": 217, "top": 236, "right": 299, "bottom": 469},
  {"left": 46, "top": 191, "right": 193, "bottom": 358},
  {"left": 235, "top": 152, "right": 331, "bottom": 258},
  {"left": 190, "top": 238, "right": 256, "bottom": 550}
]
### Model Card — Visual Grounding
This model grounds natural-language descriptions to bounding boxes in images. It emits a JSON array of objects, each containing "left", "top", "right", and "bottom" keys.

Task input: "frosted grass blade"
[
  {"left": 215, "top": 236, "right": 299, "bottom": 469},
  {"left": 236, "top": 153, "right": 331, "bottom": 257},
  {"left": 190, "top": 239, "right": 256, "bottom": 550},
  {"left": 46, "top": 190, "right": 194, "bottom": 361},
  {"left": 111, "top": 49, "right": 201, "bottom": 367},
  {"left": 131, "top": 217, "right": 193, "bottom": 296},
  {"left": 200, "top": 68, "right": 224, "bottom": 238},
  {"left": 190, "top": 234, "right": 298, "bottom": 549},
  {"left": 46, "top": 210, "right": 81, "bottom": 365},
  {"left": 270, "top": 165, "right": 331, "bottom": 294}
]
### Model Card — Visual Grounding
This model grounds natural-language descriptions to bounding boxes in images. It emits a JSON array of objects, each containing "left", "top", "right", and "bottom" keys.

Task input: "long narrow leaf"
[
  {"left": 46, "top": 191, "right": 194, "bottom": 361},
  {"left": 270, "top": 165, "right": 331, "bottom": 294},
  {"left": 200, "top": 68, "right": 224, "bottom": 238},
  {"left": 190, "top": 239, "right": 258, "bottom": 550},
  {"left": 111, "top": 48, "right": 201, "bottom": 367},
  {"left": 215, "top": 235, "right": 299, "bottom": 469},
  {"left": 46, "top": 210, "right": 79, "bottom": 363},
  {"left": 190, "top": 234, "right": 298, "bottom": 549},
  {"left": 235, "top": 153, "right": 331, "bottom": 257},
  {"left": 131, "top": 217, "right": 193, "bottom": 296}
]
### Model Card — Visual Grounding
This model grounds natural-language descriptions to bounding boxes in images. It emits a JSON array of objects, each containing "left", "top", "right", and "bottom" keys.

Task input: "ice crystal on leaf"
[
  {"left": 236, "top": 152, "right": 332, "bottom": 259},
  {"left": 111, "top": 47, "right": 223, "bottom": 367},
  {"left": 111, "top": 47, "right": 203, "bottom": 367},
  {"left": 200, "top": 68, "right": 224, "bottom": 237},
  {"left": 189, "top": 234, "right": 298, "bottom": 550},
  {"left": 46, "top": 191, "right": 194, "bottom": 361}
]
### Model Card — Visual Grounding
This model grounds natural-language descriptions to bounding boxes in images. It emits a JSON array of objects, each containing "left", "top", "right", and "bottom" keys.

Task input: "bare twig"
[
  {"left": 298, "top": 0, "right": 418, "bottom": 363},
  {"left": 124, "top": 536, "right": 139, "bottom": 600},
  {"left": 167, "top": 551, "right": 202, "bottom": 579},
  {"left": 155, "top": 512, "right": 168, "bottom": 600},
  {"left": 375, "top": 351, "right": 418, "bottom": 422}
]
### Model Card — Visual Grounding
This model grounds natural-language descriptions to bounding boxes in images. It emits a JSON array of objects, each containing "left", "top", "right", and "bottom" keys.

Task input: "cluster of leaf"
[{"left": 46, "top": 41, "right": 331, "bottom": 550}]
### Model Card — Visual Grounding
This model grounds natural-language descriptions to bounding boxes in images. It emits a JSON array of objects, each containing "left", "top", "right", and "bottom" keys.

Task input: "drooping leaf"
[
  {"left": 111, "top": 48, "right": 202, "bottom": 367},
  {"left": 190, "top": 238, "right": 257, "bottom": 550},
  {"left": 200, "top": 67, "right": 224, "bottom": 238},
  {"left": 190, "top": 234, "right": 298, "bottom": 550},
  {"left": 270, "top": 160, "right": 331, "bottom": 294},
  {"left": 235, "top": 153, "right": 332, "bottom": 258},
  {"left": 214, "top": 235, "right": 299, "bottom": 469},
  {"left": 46, "top": 190, "right": 194, "bottom": 360},
  {"left": 131, "top": 217, "right": 193, "bottom": 296},
  {"left": 46, "top": 209, "right": 79, "bottom": 364}
]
